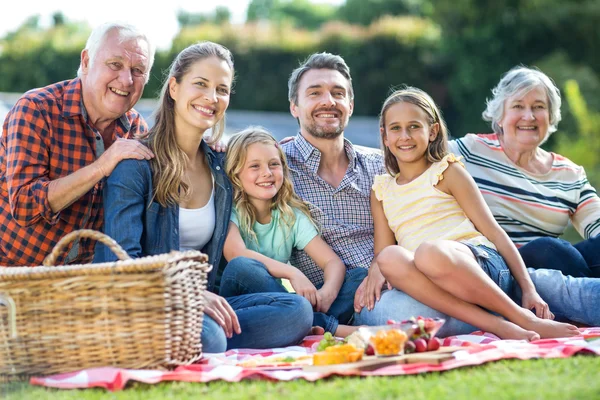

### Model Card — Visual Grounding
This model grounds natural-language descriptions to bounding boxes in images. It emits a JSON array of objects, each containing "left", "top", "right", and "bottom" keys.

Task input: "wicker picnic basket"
[{"left": 0, "top": 230, "right": 211, "bottom": 380}]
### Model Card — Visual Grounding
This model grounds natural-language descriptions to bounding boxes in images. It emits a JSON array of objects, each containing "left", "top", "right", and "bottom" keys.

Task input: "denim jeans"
[
  {"left": 463, "top": 244, "right": 513, "bottom": 294},
  {"left": 519, "top": 236, "right": 600, "bottom": 278},
  {"left": 355, "top": 268, "right": 600, "bottom": 336},
  {"left": 200, "top": 292, "right": 313, "bottom": 352},
  {"left": 219, "top": 257, "right": 367, "bottom": 334}
]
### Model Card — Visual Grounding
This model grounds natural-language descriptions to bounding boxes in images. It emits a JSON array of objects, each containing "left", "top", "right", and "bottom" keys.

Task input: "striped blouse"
[
  {"left": 449, "top": 134, "right": 600, "bottom": 246},
  {"left": 373, "top": 153, "right": 494, "bottom": 252}
]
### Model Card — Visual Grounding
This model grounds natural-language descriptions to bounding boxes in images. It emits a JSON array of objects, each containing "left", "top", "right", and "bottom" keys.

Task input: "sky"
[{"left": 1, "top": 0, "right": 343, "bottom": 50}]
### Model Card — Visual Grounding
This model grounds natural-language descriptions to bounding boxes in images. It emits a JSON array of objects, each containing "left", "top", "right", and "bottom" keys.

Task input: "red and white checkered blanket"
[{"left": 30, "top": 328, "right": 600, "bottom": 391}]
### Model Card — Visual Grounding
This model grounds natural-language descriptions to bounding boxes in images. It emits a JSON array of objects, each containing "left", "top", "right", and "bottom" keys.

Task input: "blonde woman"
[{"left": 96, "top": 42, "right": 313, "bottom": 352}]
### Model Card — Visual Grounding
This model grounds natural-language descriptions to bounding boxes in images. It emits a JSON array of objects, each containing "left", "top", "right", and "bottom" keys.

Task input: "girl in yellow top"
[{"left": 371, "top": 86, "right": 578, "bottom": 340}]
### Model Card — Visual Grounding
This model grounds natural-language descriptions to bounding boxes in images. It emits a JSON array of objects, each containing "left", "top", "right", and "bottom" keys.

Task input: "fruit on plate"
[
  {"left": 312, "top": 343, "right": 364, "bottom": 366},
  {"left": 316, "top": 332, "right": 344, "bottom": 351},
  {"left": 369, "top": 328, "right": 409, "bottom": 356},
  {"left": 404, "top": 336, "right": 443, "bottom": 353},
  {"left": 412, "top": 338, "right": 428, "bottom": 353},
  {"left": 427, "top": 337, "right": 442, "bottom": 351}
]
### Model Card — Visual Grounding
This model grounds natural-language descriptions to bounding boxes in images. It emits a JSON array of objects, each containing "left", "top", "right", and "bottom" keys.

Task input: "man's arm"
[
  {"left": 4, "top": 98, "right": 153, "bottom": 225},
  {"left": 47, "top": 138, "right": 153, "bottom": 213}
]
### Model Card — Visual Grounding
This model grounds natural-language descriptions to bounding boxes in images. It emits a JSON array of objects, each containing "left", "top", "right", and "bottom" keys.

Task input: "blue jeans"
[
  {"left": 219, "top": 257, "right": 367, "bottom": 334},
  {"left": 519, "top": 236, "right": 600, "bottom": 278},
  {"left": 201, "top": 292, "right": 313, "bottom": 352},
  {"left": 355, "top": 268, "right": 600, "bottom": 335},
  {"left": 463, "top": 244, "right": 513, "bottom": 294}
]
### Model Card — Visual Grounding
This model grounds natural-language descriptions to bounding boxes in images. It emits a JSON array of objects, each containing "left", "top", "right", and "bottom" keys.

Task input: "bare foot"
[
  {"left": 493, "top": 319, "right": 540, "bottom": 341},
  {"left": 334, "top": 324, "right": 359, "bottom": 338},
  {"left": 310, "top": 326, "right": 325, "bottom": 335},
  {"left": 521, "top": 318, "right": 580, "bottom": 339}
]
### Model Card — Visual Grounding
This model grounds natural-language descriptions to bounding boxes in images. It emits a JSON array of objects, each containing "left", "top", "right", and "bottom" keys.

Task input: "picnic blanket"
[{"left": 30, "top": 328, "right": 600, "bottom": 391}]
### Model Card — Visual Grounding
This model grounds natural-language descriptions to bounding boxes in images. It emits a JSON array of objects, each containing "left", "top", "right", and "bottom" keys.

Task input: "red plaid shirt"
[{"left": 0, "top": 78, "right": 148, "bottom": 266}]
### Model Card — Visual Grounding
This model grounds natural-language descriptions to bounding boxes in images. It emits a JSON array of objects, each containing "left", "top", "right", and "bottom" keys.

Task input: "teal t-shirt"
[{"left": 231, "top": 207, "right": 318, "bottom": 263}]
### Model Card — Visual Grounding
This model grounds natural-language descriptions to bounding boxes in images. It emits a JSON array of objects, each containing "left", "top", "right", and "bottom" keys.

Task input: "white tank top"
[{"left": 179, "top": 189, "right": 216, "bottom": 251}]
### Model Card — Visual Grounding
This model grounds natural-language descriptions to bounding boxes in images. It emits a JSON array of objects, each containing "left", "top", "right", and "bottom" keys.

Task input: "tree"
[
  {"left": 246, "top": 0, "right": 335, "bottom": 29},
  {"left": 214, "top": 6, "right": 232, "bottom": 24},
  {"left": 177, "top": 7, "right": 232, "bottom": 27},
  {"left": 247, "top": 0, "right": 281, "bottom": 21},
  {"left": 338, "top": 0, "right": 431, "bottom": 25},
  {"left": 556, "top": 80, "right": 600, "bottom": 188},
  {"left": 52, "top": 12, "right": 66, "bottom": 27}
]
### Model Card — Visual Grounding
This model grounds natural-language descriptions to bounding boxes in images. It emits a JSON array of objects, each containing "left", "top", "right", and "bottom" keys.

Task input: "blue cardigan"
[{"left": 95, "top": 141, "right": 233, "bottom": 292}]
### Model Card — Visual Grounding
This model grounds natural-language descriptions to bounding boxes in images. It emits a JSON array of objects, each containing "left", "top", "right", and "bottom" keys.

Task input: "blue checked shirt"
[{"left": 282, "top": 134, "right": 385, "bottom": 285}]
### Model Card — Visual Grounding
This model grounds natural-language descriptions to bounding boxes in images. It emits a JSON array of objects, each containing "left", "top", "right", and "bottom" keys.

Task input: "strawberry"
[
  {"left": 424, "top": 319, "right": 437, "bottom": 333},
  {"left": 365, "top": 344, "right": 375, "bottom": 356},
  {"left": 427, "top": 337, "right": 441, "bottom": 351},
  {"left": 413, "top": 338, "right": 428, "bottom": 353}
]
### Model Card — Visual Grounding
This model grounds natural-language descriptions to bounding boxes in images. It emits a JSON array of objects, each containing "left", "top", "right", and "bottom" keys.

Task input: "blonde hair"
[
  {"left": 379, "top": 86, "right": 448, "bottom": 176},
  {"left": 141, "top": 41, "right": 234, "bottom": 207},
  {"left": 225, "top": 127, "right": 314, "bottom": 244}
]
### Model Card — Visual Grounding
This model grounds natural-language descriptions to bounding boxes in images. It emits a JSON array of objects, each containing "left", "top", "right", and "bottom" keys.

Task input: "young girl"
[
  {"left": 220, "top": 127, "right": 366, "bottom": 337},
  {"left": 371, "top": 86, "right": 579, "bottom": 340}
]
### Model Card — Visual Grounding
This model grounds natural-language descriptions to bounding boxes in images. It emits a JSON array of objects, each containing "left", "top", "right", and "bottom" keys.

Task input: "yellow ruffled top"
[{"left": 373, "top": 153, "right": 494, "bottom": 252}]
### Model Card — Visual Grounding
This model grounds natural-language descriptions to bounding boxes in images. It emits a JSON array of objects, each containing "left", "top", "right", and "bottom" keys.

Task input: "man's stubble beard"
[{"left": 303, "top": 116, "right": 348, "bottom": 140}]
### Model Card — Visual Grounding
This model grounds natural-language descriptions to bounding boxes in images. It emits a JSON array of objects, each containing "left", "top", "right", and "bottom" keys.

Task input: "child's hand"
[
  {"left": 361, "top": 265, "right": 387, "bottom": 311},
  {"left": 316, "top": 287, "right": 337, "bottom": 314},
  {"left": 290, "top": 270, "right": 319, "bottom": 309},
  {"left": 521, "top": 289, "right": 554, "bottom": 320},
  {"left": 208, "top": 140, "right": 227, "bottom": 153}
]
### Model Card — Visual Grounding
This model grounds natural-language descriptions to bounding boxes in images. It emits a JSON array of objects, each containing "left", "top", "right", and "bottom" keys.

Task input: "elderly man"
[{"left": 0, "top": 22, "right": 155, "bottom": 266}]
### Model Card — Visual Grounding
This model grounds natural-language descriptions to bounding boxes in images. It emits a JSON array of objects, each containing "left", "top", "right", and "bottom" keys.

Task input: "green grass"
[{"left": 2, "top": 355, "right": 599, "bottom": 400}]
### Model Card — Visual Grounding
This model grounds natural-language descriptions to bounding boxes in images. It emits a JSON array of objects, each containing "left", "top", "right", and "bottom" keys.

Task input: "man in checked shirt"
[
  {"left": 280, "top": 52, "right": 385, "bottom": 325},
  {"left": 0, "top": 22, "right": 155, "bottom": 266}
]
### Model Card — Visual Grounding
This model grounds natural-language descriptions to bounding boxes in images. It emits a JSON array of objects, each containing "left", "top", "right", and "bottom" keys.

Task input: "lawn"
[{"left": 2, "top": 355, "right": 599, "bottom": 400}]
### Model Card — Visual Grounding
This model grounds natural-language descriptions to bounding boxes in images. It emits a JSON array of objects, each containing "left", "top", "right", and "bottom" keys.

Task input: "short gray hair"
[
  {"left": 483, "top": 65, "right": 562, "bottom": 139},
  {"left": 287, "top": 52, "right": 354, "bottom": 104},
  {"left": 77, "top": 22, "right": 156, "bottom": 84}
]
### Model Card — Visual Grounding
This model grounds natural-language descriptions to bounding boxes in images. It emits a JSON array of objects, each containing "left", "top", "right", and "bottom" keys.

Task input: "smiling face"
[
  {"left": 500, "top": 86, "right": 550, "bottom": 151},
  {"left": 80, "top": 28, "right": 150, "bottom": 126},
  {"left": 290, "top": 68, "right": 353, "bottom": 140},
  {"left": 238, "top": 142, "right": 284, "bottom": 209},
  {"left": 169, "top": 55, "right": 233, "bottom": 136},
  {"left": 383, "top": 102, "right": 438, "bottom": 170}
]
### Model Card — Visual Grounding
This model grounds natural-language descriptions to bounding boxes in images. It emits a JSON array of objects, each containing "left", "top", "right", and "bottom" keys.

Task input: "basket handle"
[
  {"left": 0, "top": 293, "right": 17, "bottom": 338},
  {"left": 43, "top": 229, "right": 131, "bottom": 266}
]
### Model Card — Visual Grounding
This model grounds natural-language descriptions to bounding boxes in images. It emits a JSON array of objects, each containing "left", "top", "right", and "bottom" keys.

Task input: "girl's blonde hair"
[
  {"left": 379, "top": 86, "right": 449, "bottom": 176},
  {"left": 225, "top": 127, "right": 314, "bottom": 244},
  {"left": 140, "top": 41, "right": 234, "bottom": 207}
]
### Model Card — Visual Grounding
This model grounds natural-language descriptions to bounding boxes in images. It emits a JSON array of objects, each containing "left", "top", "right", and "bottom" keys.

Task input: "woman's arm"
[
  {"left": 442, "top": 163, "right": 552, "bottom": 318},
  {"left": 571, "top": 169, "right": 600, "bottom": 239},
  {"left": 98, "top": 159, "right": 148, "bottom": 261},
  {"left": 303, "top": 236, "right": 346, "bottom": 313}
]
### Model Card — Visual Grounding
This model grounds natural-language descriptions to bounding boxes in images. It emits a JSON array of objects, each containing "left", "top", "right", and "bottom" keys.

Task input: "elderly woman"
[{"left": 449, "top": 66, "right": 600, "bottom": 278}]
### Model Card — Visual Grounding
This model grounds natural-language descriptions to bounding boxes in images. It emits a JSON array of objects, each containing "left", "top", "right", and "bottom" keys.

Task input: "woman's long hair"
[
  {"left": 225, "top": 127, "right": 314, "bottom": 244},
  {"left": 139, "top": 41, "right": 234, "bottom": 207}
]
